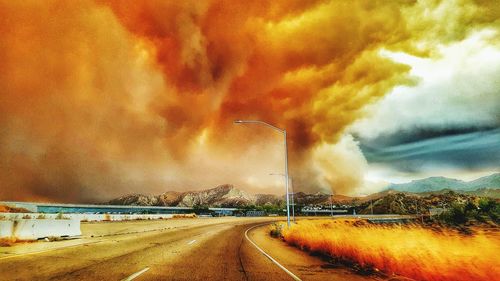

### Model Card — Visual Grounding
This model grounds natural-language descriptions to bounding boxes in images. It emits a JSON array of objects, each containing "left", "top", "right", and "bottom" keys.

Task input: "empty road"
[{"left": 0, "top": 217, "right": 395, "bottom": 281}]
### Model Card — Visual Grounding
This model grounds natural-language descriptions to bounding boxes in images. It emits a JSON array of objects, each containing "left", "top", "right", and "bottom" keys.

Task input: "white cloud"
[
  {"left": 343, "top": 29, "right": 500, "bottom": 191},
  {"left": 350, "top": 29, "right": 500, "bottom": 139}
]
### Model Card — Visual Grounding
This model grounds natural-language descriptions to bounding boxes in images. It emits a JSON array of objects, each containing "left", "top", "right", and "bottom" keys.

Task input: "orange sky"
[{"left": 0, "top": 0, "right": 498, "bottom": 202}]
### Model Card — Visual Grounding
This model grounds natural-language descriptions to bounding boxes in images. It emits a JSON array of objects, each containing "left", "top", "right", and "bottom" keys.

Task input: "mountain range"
[
  {"left": 386, "top": 173, "right": 500, "bottom": 193},
  {"left": 106, "top": 173, "right": 500, "bottom": 207},
  {"left": 107, "top": 184, "right": 358, "bottom": 207},
  {"left": 108, "top": 185, "right": 255, "bottom": 207}
]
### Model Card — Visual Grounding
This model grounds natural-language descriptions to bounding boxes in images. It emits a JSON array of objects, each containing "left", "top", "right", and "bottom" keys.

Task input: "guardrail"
[{"left": 0, "top": 219, "right": 81, "bottom": 240}]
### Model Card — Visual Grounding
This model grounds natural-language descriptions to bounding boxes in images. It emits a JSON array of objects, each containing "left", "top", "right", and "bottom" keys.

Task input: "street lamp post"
[
  {"left": 290, "top": 178, "right": 295, "bottom": 222},
  {"left": 330, "top": 194, "right": 333, "bottom": 217},
  {"left": 234, "top": 120, "right": 291, "bottom": 228}
]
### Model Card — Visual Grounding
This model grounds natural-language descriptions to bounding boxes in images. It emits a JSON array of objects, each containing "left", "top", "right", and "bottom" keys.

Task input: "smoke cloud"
[{"left": 0, "top": 0, "right": 498, "bottom": 201}]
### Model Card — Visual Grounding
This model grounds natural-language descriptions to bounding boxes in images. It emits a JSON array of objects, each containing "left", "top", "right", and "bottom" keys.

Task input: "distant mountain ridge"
[
  {"left": 107, "top": 185, "right": 362, "bottom": 208},
  {"left": 386, "top": 173, "right": 500, "bottom": 193},
  {"left": 107, "top": 174, "right": 500, "bottom": 207},
  {"left": 108, "top": 184, "right": 258, "bottom": 208}
]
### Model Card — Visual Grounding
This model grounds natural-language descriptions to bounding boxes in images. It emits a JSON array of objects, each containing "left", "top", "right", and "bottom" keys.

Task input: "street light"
[
  {"left": 234, "top": 120, "right": 291, "bottom": 228},
  {"left": 290, "top": 178, "right": 295, "bottom": 223},
  {"left": 270, "top": 173, "right": 295, "bottom": 223},
  {"left": 330, "top": 194, "right": 333, "bottom": 217}
]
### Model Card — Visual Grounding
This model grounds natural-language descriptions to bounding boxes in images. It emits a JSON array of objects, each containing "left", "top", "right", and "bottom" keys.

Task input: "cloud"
[
  {"left": 349, "top": 28, "right": 500, "bottom": 184},
  {"left": 351, "top": 29, "right": 500, "bottom": 139},
  {"left": 0, "top": 0, "right": 498, "bottom": 201},
  {"left": 360, "top": 128, "right": 500, "bottom": 172}
]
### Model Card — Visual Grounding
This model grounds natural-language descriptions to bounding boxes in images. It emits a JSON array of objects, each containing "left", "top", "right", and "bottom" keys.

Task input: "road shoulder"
[{"left": 247, "top": 223, "right": 389, "bottom": 281}]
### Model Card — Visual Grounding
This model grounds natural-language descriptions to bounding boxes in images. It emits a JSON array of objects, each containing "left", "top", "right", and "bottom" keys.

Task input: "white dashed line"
[
  {"left": 187, "top": 239, "right": 196, "bottom": 245},
  {"left": 121, "top": 267, "right": 150, "bottom": 281}
]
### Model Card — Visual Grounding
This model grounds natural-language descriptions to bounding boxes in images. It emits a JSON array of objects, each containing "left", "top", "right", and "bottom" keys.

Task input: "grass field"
[{"left": 279, "top": 219, "right": 500, "bottom": 281}]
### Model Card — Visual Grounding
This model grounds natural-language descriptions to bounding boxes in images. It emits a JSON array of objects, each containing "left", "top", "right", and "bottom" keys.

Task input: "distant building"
[
  {"left": 0, "top": 201, "right": 235, "bottom": 215},
  {"left": 210, "top": 208, "right": 237, "bottom": 216},
  {"left": 246, "top": 210, "right": 266, "bottom": 217},
  {"left": 300, "top": 208, "right": 349, "bottom": 216}
]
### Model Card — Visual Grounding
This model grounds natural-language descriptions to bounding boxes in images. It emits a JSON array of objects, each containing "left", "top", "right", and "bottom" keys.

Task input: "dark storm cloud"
[{"left": 359, "top": 127, "right": 500, "bottom": 172}]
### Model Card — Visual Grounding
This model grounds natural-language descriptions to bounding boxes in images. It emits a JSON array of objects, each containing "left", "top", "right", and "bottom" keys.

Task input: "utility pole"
[
  {"left": 330, "top": 194, "right": 333, "bottom": 217},
  {"left": 290, "top": 177, "right": 295, "bottom": 222},
  {"left": 283, "top": 129, "right": 291, "bottom": 227},
  {"left": 234, "top": 120, "right": 291, "bottom": 228}
]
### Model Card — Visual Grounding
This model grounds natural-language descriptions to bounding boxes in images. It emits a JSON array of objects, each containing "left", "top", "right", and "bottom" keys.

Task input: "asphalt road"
[{"left": 0, "top": 218, "right": 392, "bottom": 281}]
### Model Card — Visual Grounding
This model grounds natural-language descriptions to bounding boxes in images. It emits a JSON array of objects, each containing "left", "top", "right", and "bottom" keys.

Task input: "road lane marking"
[
  {"left": 245, "top": 224, "right": 302, "bottom": 281},
  {"left": 187, "top": 239, "right": 196, "bottom": 245},
  {"left": 121, "top": 267, "right": 150, "bottom": 281}
]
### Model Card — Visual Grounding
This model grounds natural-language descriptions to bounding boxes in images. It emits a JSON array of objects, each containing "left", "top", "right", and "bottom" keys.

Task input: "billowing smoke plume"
[{"left": 0, "top": 0, "right": 497, "bottom": 202}]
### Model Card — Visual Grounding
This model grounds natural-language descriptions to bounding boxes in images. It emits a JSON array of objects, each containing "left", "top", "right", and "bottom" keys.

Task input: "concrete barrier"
[
  {"left": 0, "top": 219, "right": 81, "bottom": 240},
  {"left": 0, "top": 212, "right": 197, "bottom": 240},
  {"left": 0, "top": 213, "right": 176, "bottom": 222},
  {"left": 75, "top": 213, "right": 175, "bottom": 221},
  {"left": 0, "top": 221, "right": 13, "bottom": 238}
]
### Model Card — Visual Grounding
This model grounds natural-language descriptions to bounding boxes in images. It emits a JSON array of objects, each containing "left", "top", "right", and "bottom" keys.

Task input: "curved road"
[{"left": 0, "top": 218, "right": 390, "bottom": 281}]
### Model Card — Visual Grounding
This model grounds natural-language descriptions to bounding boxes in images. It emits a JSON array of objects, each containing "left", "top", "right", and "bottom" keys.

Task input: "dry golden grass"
[
  {"left": 281, "top": 219, "right": 500, "bottom": 281},
  {"left": 0, "top": 238, "right": 38, "bottom": 247},
  {"left": 172, "top": 214, "right": 196, "bottom": 219},
  {"left": 0, "top": 238, "right": 16, "bottom": 247},
  {"left": 0, "top": 205, "right": 30, "bottom": 213}
]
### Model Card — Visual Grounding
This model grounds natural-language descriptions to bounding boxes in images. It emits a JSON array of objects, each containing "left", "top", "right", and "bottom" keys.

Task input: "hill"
[
  {"left": 106, "top": 175, "right": 500, "bottom": 208},
  {"left": 107, "top": 186, "right": 364, "bottom": 208},
  {"left": 357, "top": 190, "right": 486, "bottom": 215},
  {"left": 386, "top": 173, "right": 500, "bottom": 193},
  {"left": 463, "top": 188, "right": 500, "bottom": 199},
  {"left": 108, "top": 184, "right": 257, "bottom": 208},
  {"left": 467, "top": 173, "right": 500, "bottom": 190}
]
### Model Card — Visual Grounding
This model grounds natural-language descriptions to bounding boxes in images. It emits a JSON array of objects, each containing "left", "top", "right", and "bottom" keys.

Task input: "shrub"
[
  {"left": 0, "top": 238, "right": 16, "bottom": 247},
  {"left": 440, "top": 203, "right": 467, "bottom": 225},
  {"left": 55, "top": 212, "right": 67, "bottom": 219},
  {"left": 478, "top": 198, "right": 496, "bottom": 213},
  {"left": 478, "top": 198, "right": 499, "bottom": 223},
  {"left": 269, "top": 223, "right": 283, "bottom": 238}
]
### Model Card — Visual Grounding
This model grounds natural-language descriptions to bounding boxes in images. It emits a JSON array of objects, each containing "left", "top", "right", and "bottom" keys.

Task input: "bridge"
[{"left": 0, "top": 201, "right": 237, "bottom": 216}]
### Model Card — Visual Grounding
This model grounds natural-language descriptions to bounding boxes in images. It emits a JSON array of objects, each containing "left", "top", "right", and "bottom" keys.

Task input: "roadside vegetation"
[
  {"left": 0, "top": 238, "right": 16, "bottom": 247},
  {"left": 0, "top": 205, "right": 30, "bottom": 213},
  {"left": 269, "top": 222, "right": 283, "bottom": 238},
  {"left": 437, "top": 198, "right": 499, "bottom": 225},
  {"left": 273, "top": 219, "right": 499, "bottom": 281},
  {"left": 355, "top": 191, "right": 499, "bottom": 219},
  {"left": 237, "top": 204, "right": 284, "bottom": 215}
]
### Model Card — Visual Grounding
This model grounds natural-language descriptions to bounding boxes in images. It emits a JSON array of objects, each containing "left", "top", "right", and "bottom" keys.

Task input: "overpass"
[{"left": 0, "top": 201, "right": 237, "bottom": 216}]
